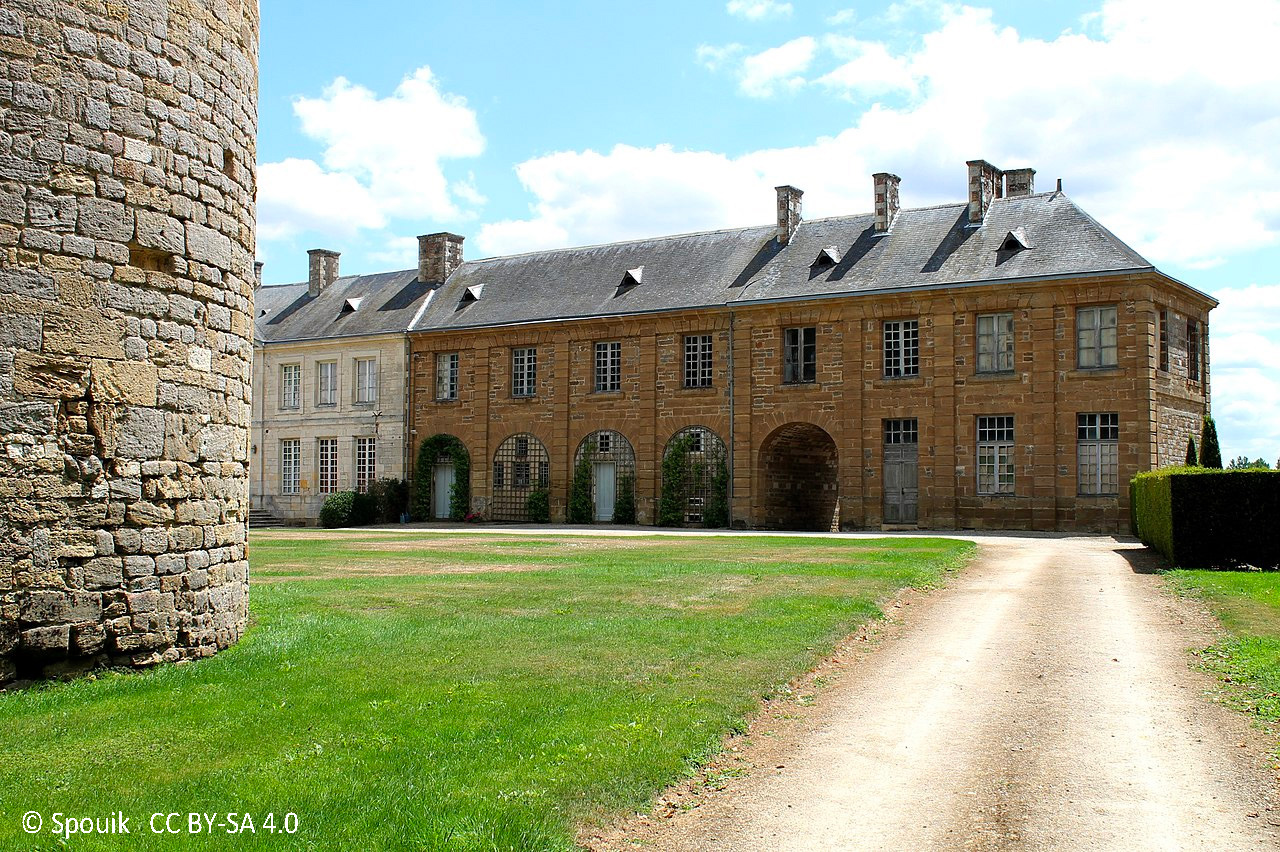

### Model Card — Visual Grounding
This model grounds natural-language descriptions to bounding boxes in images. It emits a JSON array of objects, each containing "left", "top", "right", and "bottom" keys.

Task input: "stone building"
[
  {"left": 251, "top": 249, "right": 433, "bottom": 522},
  {"left": 0, "top": 0, "right": 257, "bottom": 684},
  {"left": 403, "top": 161, "right": 1213, "bottom": 532}
]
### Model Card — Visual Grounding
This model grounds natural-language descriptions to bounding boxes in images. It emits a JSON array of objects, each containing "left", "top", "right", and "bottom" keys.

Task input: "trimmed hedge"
[{"left": 1131, "top": 467, "right": 1280, "bottom": 568}]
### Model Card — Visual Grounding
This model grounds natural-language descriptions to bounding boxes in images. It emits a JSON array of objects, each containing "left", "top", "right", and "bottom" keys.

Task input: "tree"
[
  {"left": 658, "top": 433, "right": 696, "bottom": 527},
  {"left": 567, "top": 442, "right": 595, "bottom": 524},
  {"left": 613, "top": 472, "right": 636, "bottom": 525},
  {"left": 1199, "top": 416, "right": 1223, "bottom": 469},
  {"left": 1184, "top": 436, "right": 1198, "bottom": 467},
  {"left": 703, "top": 457, "right": 729, "bottom": 529}
]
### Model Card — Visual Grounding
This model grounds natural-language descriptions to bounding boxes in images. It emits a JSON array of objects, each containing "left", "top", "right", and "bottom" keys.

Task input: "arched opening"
[
  {"left": 758, "top": 422, "right": 839, "bottom": 530},
  {"left": 573, "top": 430, "right": 636, "bottom": 523},
  {"left": 659, "top": 426, "right": 728, "bottom": 528},
  {"left": 412, "top": 433, "right": 470, "bottom": 521},
  {"left": 491, "top": 433, "right": 550, "bottom": 521}
]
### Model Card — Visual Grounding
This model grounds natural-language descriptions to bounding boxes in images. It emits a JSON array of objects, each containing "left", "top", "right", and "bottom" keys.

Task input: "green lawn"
[
  {"left": 0, "top": 532, "right": 972, "bottom": 851},
  {"left": 1165, "top": 570, "right": 1280, "bottom": 725}
]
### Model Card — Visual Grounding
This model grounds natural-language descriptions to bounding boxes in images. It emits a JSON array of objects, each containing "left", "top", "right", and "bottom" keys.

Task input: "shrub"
[
  {"left": 319, "top": 491, "right": 364, "bottom": 528},
  {"left": 658, "top": 434, "right": 695, "bottom": 527},
  {"left": 1199, "top": 416, "right": 1223, "bottom": 469},
  {"left": 1184, "top": 436, "right": 1197, "bottom": 467},
  {"left": 412, "top": 434, "right": 470, "bottom": 521},
  {"left": 372, "top": 478, "right": 409, "bottom": 523},
  {"left": 1131, "top": 468, "right": 1280, "bottom": 568},
  {"left": 525, "top": 486, "right": 550, "bottom": 523},
  {"left": 703, "top": 458, "right": 729, "bottom": 529},
  {"left": 613, "top": 473, "right": 636, "bottom": 525},
  {"left": 567, "top": 444, "right": 595, "bottom": 524}
]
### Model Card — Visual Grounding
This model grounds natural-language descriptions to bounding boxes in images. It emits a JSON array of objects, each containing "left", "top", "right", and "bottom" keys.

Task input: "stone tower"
[{"left": 0, "top": 0, "right": 258, "bottom": 683}]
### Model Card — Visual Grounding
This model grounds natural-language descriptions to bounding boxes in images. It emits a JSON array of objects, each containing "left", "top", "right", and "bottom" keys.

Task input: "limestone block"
[
  {"left": 83, "top": 556, "right": 123, "bottom": 589},
  {"left": 185, "top": 222, "right": 231, "bottom": 268},
  {"left": 71, "top": 622, "right": 106, "bottom": 654},
  {"left": 113, "top": 406, "right": 165, "bottom": 458},
  {"left": 77, "top": 197, "right": 133, "bottom": 242},
  {"left": 123, "top": 555, "right": 156, "bottom": 578},
  {"left": 0, "top": 266, "right": 57, "bottom": 299},
  {"left": 19, "top": 590, "right": 69, "bottom": 624},
  {"left": 0, "top": 401, "right": 56, "bottom": 433},
  {"left": 135, "top": 209, "right": 183, "bottom": 254},
  {"left": 21, "top": 625, "right": 70, "bottom": 653},
  {"left": 41, "top": 309, "right": 125, "bottom": 358},
  {"left": 91, "top": 359, "right": 158, "bottom": 406}
]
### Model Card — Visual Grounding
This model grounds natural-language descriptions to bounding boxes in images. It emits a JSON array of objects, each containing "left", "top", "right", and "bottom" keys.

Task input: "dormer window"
[
  {"left": 999, "top": 228, "right": 1032, "bottom": 252},
  {"left": 458, "top": 284, "right": 484, "bottom": 309},
  {"left": 340, "top": 297, "right": 363, "bottom": 315},
  {"left": 615, "top": 266, "right": 643, "bottom": 297},
  {"left": 813, "top": 246, "right": 842, "bottom": 267}
]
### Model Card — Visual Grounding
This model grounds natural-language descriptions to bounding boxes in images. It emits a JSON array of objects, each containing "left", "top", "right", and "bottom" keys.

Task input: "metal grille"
[
  {"left": 355, "top": 436, "right": 376, "bottom": 492},
  {"left": 317, "top": 361, "right": 337, "bottom": 406},
  {"left": 664, "top": 426, "right": 726, "bottom": 525},
  {"left": 280, "top": 438, "right": 300, "bottom": 494},
  {"left": 1077, "top": 413, "right": 1119, "bottom": 495},
  {"left": 436, "top": 352, "right": 458, "bottom": 400},
  {"left": 317, "top": 437, "right": 337, "bottom": 493},
  {"left": 491, "top": 432, "right": 550, "bottom": 521},
  {"left": 976, "top": 313, "right": 1014, "bottom": 373},
  {"left": 512, "top": 347, "right": 537, "bottom": 397},
  {"left": 976, "top": 415, "right": 1014, "bottom": 495},
  {"left": 280, "top": 364, "right": 300, "bottom": 410},
  {"left": 1076, "top": 306, "right": 1117, "bottom": 368},
  {"left": 884, "top": 418, "right": 918, "bottom": 445},
  {"left": 575, "top": 430, "right": 636, "bottom": 520},
  {"left": 883, "top": 320, "right": 919, "bottom": 377},
  {"left": 684, "top": 334, "right": 713, "bottom": 388},
  {"left": 783, "top": 326, "right": 816, "bottom": 384},
  {"left": 595, "top": 341, "right": 621, "bottom": 392}
]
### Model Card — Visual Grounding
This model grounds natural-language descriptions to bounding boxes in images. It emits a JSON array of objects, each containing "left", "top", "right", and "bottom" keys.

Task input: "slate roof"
[{"left": 256, "top": 191, "right": 1176, "bottom": 344}]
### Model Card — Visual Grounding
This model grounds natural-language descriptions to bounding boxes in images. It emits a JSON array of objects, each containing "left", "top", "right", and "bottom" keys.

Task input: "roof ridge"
[{"left": 463, "top": 222, "right": 778, "bottom": 266}]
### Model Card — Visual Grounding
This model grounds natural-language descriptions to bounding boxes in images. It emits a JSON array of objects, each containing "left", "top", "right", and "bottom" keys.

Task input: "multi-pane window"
[
  {"left": 317, "top": 361, "right": 337, "bottom": 407},
  {"left": 684, "top": 334, "right": 714, "bottom": 388},
  {"left": 976, "top": 313, "right": 1014, "bottom": 373},
  {"left": 280, "top": 438, "right": 300, "bottom": 495},
  {"left": 355, "top": 437, "right": 376, "bottom": 492},
  {"left": 355, "top": 358, "right": 377, "bottom": 403},
  {"left": 280, "top": 364, "right": 301, "bottom": 410},
  {"left": 1077, "top": 413, "right": 1119, "bottom": 496},
  {"left": 1187, "top": 318, "right": 1201, "bottom": 381},
  {"left": 1158, "top": 309, "right": 1170, "bottom": 372},
  {"left": 492, "top": 460, "right": 506, "bottom": 489},
  {"left": 783, "top": 326, "right": 816, "bottom": 384},
  {"left": 513, "top": 461, "right": 531, "bottom": 488},
  {"left": 595, "top": 341, "right": 621, "bottom": 392},
  {"left": 976, "top": 415, "right": 1015, "bottom": 495},
  {"left": 884, "top": 418, "right": 919, "bottom": 444},
  {"left": 436, "top": 352, "right": 459, "bottom": 401},
  {"left": 512, "top": 347, "right": 537, "bottom": 397},
  {"left": 883, "top": 320, "right": 919, "bottom": 378},
  {"left": 317, "top": 438, "right": 338, "bottom": 494},
  {"left": 597, "top": 431, "right": 613, "bottom": 454},
  {"left": 1076, "top": 306, "right": 1118, "bottom": 368}
]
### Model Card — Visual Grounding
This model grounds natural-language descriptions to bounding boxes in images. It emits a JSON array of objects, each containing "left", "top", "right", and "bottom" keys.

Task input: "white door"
[
  {"left": 433, "top": 462, "right": 455, "bottom": 519},
  {"left": 593, "top": 462, "right": 616, "bottom": 522}
]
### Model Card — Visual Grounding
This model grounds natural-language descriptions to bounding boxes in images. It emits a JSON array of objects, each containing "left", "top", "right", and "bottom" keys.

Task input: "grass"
[
  {"left": 0, "top": 532, "right": 972, "bottom": 851},
  {"left": 1165, "top": 569, "right": 1280, "bottom": 725}
]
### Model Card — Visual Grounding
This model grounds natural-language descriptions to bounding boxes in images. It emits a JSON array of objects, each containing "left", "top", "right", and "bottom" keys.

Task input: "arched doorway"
[
  {"left": 758, "top": 422, "right": 838, "bottom": 530},
  {"left": 491, "top": 433, "right": 550, "bottom": 521},
  {"left": 413, "top": 433, "right": 470, "bottom": 520},
  {"left": 659, "top": 426, "right": 728, "bottom": 528},
  {"left": 574, "top": 430, "right": 636, "bottom": 522}
]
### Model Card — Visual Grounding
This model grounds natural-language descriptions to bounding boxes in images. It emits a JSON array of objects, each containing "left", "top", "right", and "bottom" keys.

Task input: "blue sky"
[{"left": 257, "top": 0, "right": 1280, "bottom": 463}]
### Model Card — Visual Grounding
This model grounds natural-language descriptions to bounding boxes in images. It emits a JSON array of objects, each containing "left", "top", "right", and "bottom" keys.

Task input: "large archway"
[
  {"left": 757, "top": 422, "right": 839, "bottom": 530},
  {"left": 491, "top": 433, "right": 550, "bottom": 521},
  {"left": 574, "top": 430, "right": 636, "bottom": 522},
  {"left": 659, "top": 426, "right": 728, "bottom": 528}
]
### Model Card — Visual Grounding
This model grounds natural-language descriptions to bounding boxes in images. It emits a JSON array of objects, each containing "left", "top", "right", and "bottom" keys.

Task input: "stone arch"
[
  {"left": 412, "top": 434, "right": 470, "bottom": 521},
  {"left": 490, "top": 433, "right": 550, "bottom": 521},
  {"left": 573, "top": 430, "right": 636, "bottom": 523},
  {"left": 757, "top": 422, "right": 839, "bottom": 530},
  {"left": 659, "top": 426, "right": 728, "bottom": 527}
]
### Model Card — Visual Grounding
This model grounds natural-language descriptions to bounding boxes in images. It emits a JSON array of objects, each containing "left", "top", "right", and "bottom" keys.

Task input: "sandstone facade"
[{"left": 0, "top": 0, "right": 258, "bottom": 683}]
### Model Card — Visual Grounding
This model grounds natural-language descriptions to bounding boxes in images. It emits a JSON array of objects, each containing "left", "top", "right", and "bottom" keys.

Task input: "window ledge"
[
  {"left": 780, "top": 380, "right": 818, "bottom": 388},
  {"left": 1067, "top": 367, "right": 1122, "bottom": 378},
  {"left": 971, "top": 371, "right": 1017, "bottom": 381}
]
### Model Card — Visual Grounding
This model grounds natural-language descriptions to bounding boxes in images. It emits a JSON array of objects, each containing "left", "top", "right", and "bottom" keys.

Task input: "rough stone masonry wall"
[{"left": 0, "top": 0, "right": 258, "bottom": 683}]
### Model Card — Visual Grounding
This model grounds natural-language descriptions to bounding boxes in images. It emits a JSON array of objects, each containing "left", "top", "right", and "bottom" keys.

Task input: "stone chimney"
[
  {"left": 253, "top": 261, "right": 264, "bottom": 290},
  {"left": 966, "top": 159, "right": 1003, "bottom": 225},
  {"left": 1004, "top": 167, "right": 1036, "bottom": 198},
  {"left": 418, "top": 232, "right": 465, "bottom": 284},
  {"left": 307, "top": 249, "right": 340, "bottom": 297},
  {"left": 873, "top": 172, "right": 901, "bottom": 233},
  {"left": 775, "top": 185, "right": 803, "bottom": 246}
]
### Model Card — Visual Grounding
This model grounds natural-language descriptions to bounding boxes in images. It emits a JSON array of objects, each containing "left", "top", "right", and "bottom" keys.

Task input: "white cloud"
[
  {"left": 739, "top": 37, "right": 817, "bottom": 97},
  {"left": 1202, "top": 284, "right": 1280, "bottom": 462},
  {"left": 817, "top": 35, "right": 917, "bottom": 97},
  {"left": 826, "top": 9, "right": 858, "bottom": 26},
  {"left": 726, "top": 0, "right": 793, "bottom": 21},
  {"left": 696, "top": 42, "right": 746, "bottom": 72},
  {"left": 257, "top": 158, "right": 386, "bottom": 241}
]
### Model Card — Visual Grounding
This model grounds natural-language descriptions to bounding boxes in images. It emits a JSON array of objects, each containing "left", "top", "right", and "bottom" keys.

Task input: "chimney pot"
[
  {"left": 418, "top": 232, "right": 465, "bottom": 283},
  {"left": 1056, "top": 178, "right": 1063, "bottom": 193},
  {"left": 873, "top": 172, "right": 901, "bottom": 233},
  {"left": 774, "top": 185, "right": 803, "bottom": 246},
  {"left": 966, "top": 159, "right": 1003, "bottom": 225},
  {"left": 307, "top": 249, "right": 340, "bottom": 297},
  {"left": 253, "top": 261, "right": 264, "bottom": 291},
  {"left": 1004, "top": 167, "right": 1036, "bottom": 198}
]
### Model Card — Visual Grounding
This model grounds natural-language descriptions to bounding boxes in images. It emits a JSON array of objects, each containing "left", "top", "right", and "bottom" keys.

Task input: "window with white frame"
[
  {"left": 883, "top": 320, "right": 919, "bottom": 378},
  {"left": 355, "top": 357, "right": 377, "bottom": 403},
  {"left": 976, "top": 415, "right": 1015, "bottom": 495},
  {"left": 317, "top": 438, "right": 338, "bottom": 494},
  {"left": 1187, "top": 318, "right": 1202, "bottom": 382},
  {"left": 1076, "top": 306, "right": 1118, "bottom": 368},
  {"left": 280, "top": 438, "right": 300, "bottom": 494},
  {"left": 355, "top": 437, "right": 376, "bottom": 492},
  {"left": 684, "top": 334, "right": 713, "bottom": 388},
  {"left": 512, "top": 347, "right": 537, "bottom": 397},
  {"left": 317, "top": 361, "right": 337, "bottom": 407},
  {"left": 436, "top": 352, "right": 458, "bottom": 401},
  {"left": 595, "top": 341, "right": 621, "bottom": 392},
  {"left": 1077, "top": 413, "right": 1119, "bottom": 496},
  {"left": 976, "top": 312, "right": 1014, "bottom": 373},
  {"left": 280, "top": 364, "right": 301, "bottom": 410},
  {"left": 783, "top": 326, "right": 816, "bottom": 384}
]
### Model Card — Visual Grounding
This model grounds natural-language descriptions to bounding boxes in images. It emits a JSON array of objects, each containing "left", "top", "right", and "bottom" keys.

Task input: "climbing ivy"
[{"left": 412, "top": 434, "right": 470, "bottom": 521}]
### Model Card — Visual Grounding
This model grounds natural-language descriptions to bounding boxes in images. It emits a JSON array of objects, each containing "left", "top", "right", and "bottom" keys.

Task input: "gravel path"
[{"left": 594, "top": 535, "right": 1280, "bottom": 851}]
